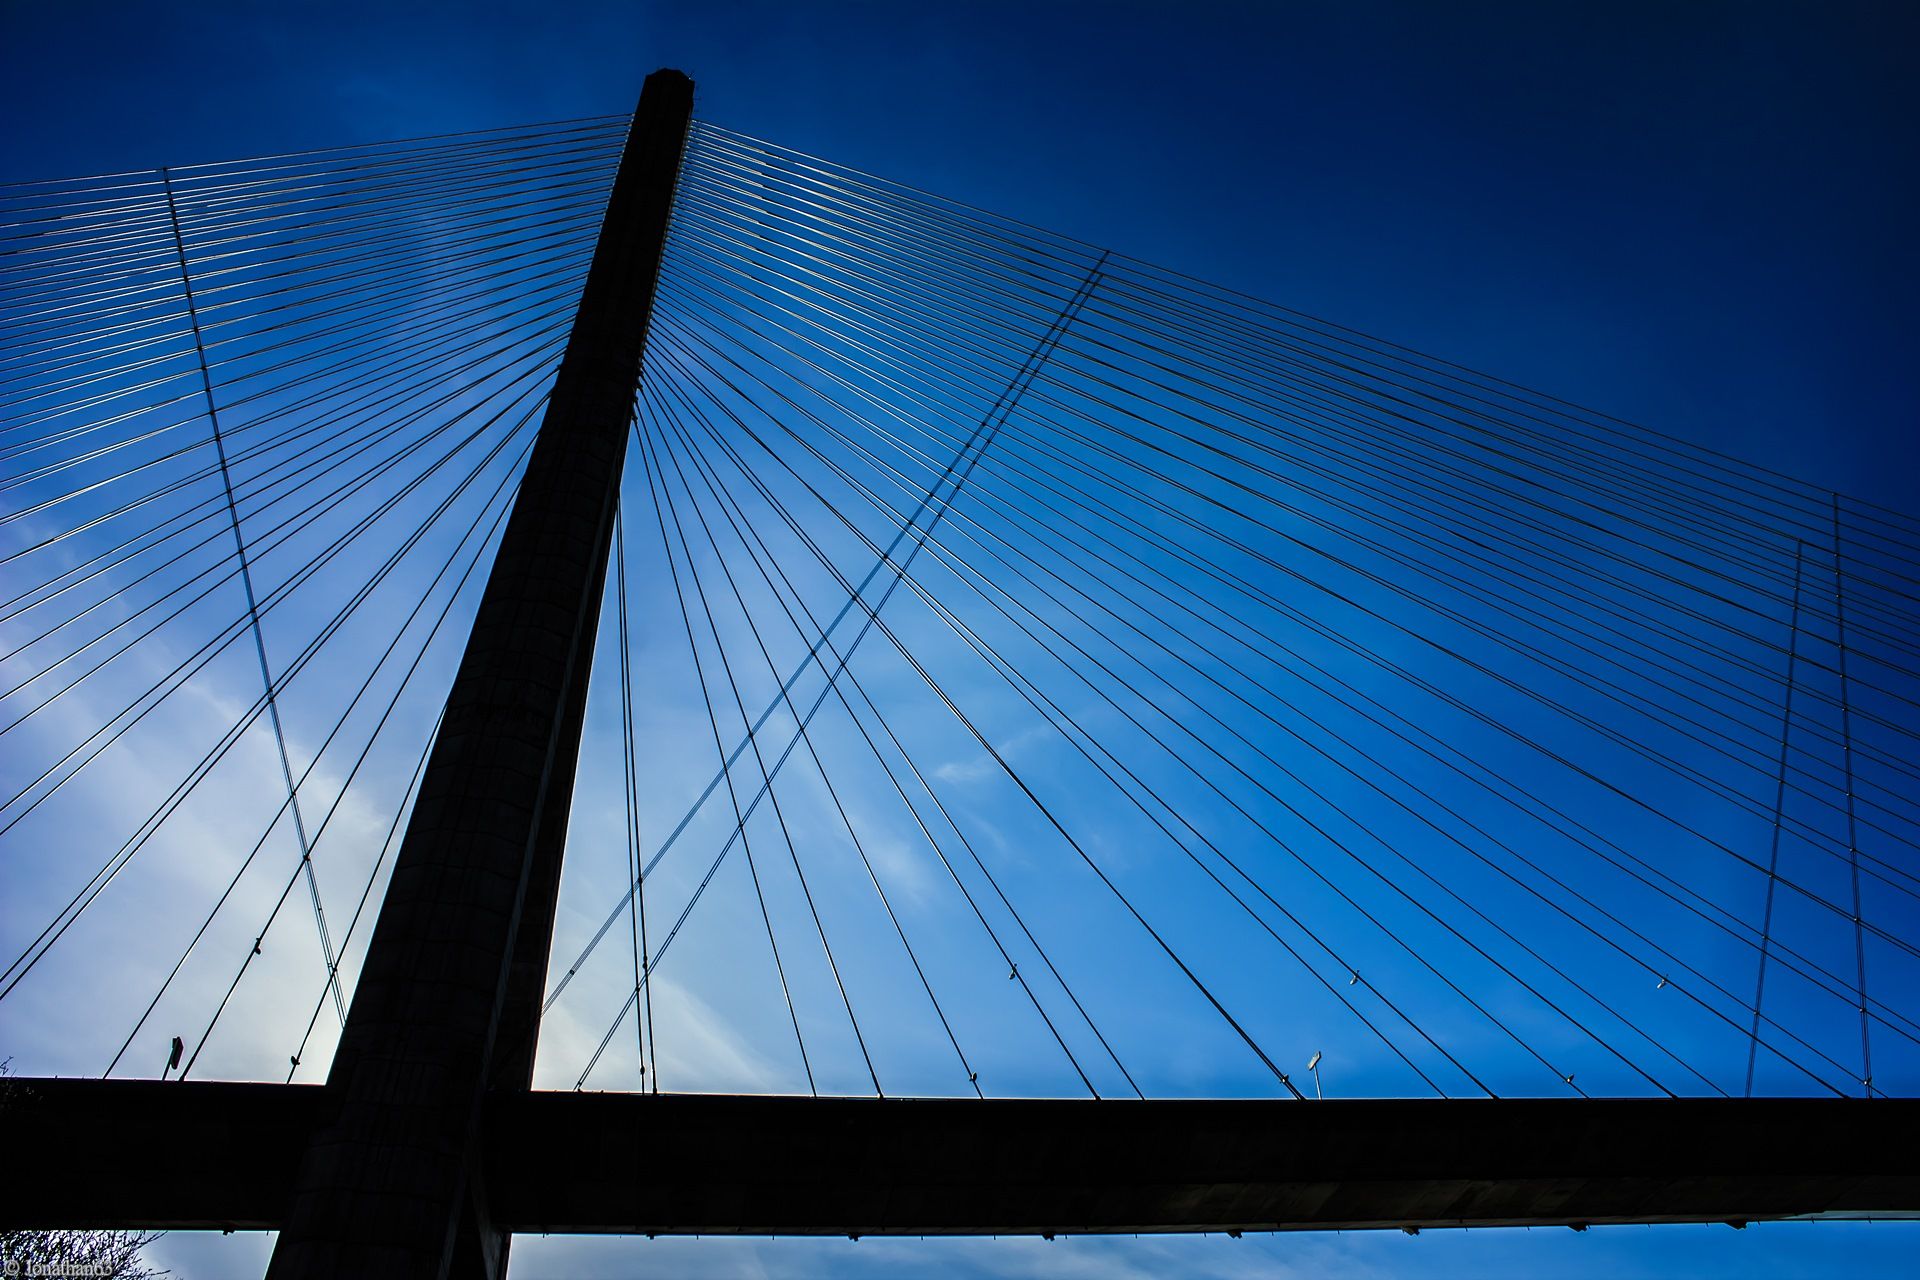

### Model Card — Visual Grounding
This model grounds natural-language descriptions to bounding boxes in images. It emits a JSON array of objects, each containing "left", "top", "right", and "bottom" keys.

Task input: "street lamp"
[{"left": 1307, "top": 1051, "right": 1323, "bottom": 1099}]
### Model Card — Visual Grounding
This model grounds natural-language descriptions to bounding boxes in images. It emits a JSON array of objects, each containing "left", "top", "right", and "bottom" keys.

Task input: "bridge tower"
[
  {"left": 265, "top": 68, "right": 693, "bottom": 1280},
  {"left": 3, "top": 61, "right": 1916, "bottom": 1277}
]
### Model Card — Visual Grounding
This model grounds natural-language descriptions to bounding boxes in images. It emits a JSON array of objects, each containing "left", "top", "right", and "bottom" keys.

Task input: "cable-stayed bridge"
[{"left": 1, "top": 70, "right": 1916, "bottom": 1277}]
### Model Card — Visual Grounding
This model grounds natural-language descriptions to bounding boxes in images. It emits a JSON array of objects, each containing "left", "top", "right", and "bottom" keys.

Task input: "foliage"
[
  {"left": 0, "top": 1230, "right": 165, "bottom": 1279},
  {"left": 0, "top": 1064, "right": 164, "bottom": 1279}
]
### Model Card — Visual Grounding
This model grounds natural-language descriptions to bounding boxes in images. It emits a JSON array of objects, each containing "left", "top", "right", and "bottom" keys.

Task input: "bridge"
[{"left": 1, "top": 70, "right": 1916, "bottom": 1277}]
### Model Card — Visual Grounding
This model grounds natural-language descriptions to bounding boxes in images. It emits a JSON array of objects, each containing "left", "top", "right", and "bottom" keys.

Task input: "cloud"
[
  {"left": 933, "top": 722, "right": 1056, "bottom": 786},
  {"left": 503, "top": 1231, "right": 1357, "bottom": 1280}
]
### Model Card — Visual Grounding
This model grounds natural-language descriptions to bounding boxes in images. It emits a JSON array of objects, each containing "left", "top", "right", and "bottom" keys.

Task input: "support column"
[{"left": 266, "top": 68, "right": 693, "bottom": 1280}]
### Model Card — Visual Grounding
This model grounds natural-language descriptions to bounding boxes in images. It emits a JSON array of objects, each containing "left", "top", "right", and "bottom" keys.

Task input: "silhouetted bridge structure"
[{"left": 2, "top": 71, "right": 1916, "bottom": 1277}]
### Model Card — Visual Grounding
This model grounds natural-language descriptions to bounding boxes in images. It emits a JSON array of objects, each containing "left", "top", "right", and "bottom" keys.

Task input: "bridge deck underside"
[{"left": 4, "top": 1080, "right": 1912, "bottom": 1235}]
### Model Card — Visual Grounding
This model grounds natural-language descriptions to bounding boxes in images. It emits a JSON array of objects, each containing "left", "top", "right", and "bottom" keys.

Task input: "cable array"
[
  {"left": 1, "top": 114, "right": 624, "bottom": 1080},
  {"left": 2, "top": 113, "right": 1914, "bottom": 1102},
  {"left": 544, "top": 121, "right": 1918, "bottom": 1100}
]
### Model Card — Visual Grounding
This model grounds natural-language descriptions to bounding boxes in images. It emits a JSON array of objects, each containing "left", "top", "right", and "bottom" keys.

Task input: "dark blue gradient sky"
[
  {"left": 5, "top": 3, "right": 1916, "bottom": 1278},
  {"left": 6, "top": 0, "right": 1915, "bottom": 509}
]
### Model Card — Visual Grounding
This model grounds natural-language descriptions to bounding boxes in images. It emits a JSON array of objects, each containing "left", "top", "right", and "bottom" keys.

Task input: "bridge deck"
[{"left": 3, "top": 1079, "right": 1913, "bottom": 1235}]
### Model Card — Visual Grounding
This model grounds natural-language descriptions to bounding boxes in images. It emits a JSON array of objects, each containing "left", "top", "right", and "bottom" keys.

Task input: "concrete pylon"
[{"left": 265, "top": 68, "right": 693, "bottom": 1280}]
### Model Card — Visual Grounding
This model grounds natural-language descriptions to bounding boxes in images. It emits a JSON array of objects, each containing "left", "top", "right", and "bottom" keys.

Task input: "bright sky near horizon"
[{"left": 4, "top": 3, "right": 1918, "bottom": 1278}]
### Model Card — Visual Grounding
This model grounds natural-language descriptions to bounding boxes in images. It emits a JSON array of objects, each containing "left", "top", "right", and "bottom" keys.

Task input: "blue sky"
[{"left": 4, "top": 2, "right": 1918, "bottom": 1277}]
